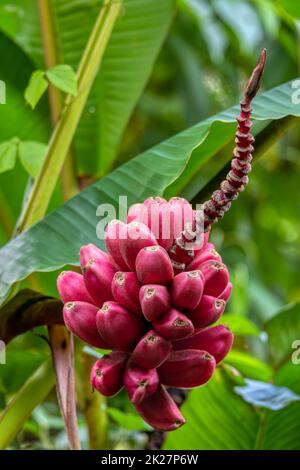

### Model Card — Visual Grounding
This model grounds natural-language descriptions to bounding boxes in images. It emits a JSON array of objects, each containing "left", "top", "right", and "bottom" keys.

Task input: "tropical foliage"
[{"left": 0, "top": 0, "right": 300, "bottom": 450}]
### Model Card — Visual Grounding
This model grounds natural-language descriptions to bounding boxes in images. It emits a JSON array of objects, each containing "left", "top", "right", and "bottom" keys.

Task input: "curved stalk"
[{"left": 0, "top": 360, "right": 55, "bottom": 449}]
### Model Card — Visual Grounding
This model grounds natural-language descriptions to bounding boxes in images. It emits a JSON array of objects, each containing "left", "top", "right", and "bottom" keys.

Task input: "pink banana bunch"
[
  {"left": 57, "top": 50, "right": 267, "bottom": 432},
  {"left": 57, "top": 197, "right": 233, "bottom": 432}
]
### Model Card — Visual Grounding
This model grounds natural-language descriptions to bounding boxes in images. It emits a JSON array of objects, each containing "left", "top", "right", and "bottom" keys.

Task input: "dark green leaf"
[
  {"left": 0, "top": 33, "right": 49, "bottom": 142},
  {"left": 265, "top": 301, "right": 300, "bottom": 367}
]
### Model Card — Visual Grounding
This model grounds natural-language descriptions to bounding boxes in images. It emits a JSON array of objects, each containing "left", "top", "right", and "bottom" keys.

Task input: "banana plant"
[{"left": 0, "top": 0, "right": 300, "bottom": 451}]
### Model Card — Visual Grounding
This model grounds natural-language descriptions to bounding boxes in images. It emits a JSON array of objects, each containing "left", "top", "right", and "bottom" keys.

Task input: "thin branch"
[{"left": 0, "top": 289, "right": 63, "bottom": 344}]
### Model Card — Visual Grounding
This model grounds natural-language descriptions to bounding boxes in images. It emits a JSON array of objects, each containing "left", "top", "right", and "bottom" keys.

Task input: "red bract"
[{"left": 57, "top": 197, "right": 233, "bottom": 432}]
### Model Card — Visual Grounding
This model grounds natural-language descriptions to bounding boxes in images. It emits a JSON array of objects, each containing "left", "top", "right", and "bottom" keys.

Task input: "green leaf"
[
  {"left": 0, "top": 350, "right": 46, "bottom": 394},
  {"left": 164, "top": 368, "right": 300, "bottom": 450},
  {"left": 260, "top": 363, "right": 300, "bottom": 450},
  {"left": 0, "top": 4, "right": 20, "bottom": 38},
  {"left": 46, "top": 64, "right": 77, "bottom": 96},
  {"left": 217, "top": 313, "right": 260, "bottom": 337},
  {"left": 17, "top": 0, "right": 122, "bottom": 232},
  {"left": 235, "top": 379, "right": 300, "bottom": 410},
  {"left": 164, "top": 370, "right": 259, "bottom": 450},
  {"left": 0, "top": 34, "right": 49, "bottom": 142},
  {"left": 0, "top": 0, "right": 176, "bottom": 176},
  {"left": 24, "top": 70, "right": 48, "bottom": 109},
  {"left": 0, "top": 139, "right": 18, "bottom": 173},
  {"left": 225, "top": 350, "right": 273, "bottom": 382},
  {"left": 76, "top": 0, "right": 176, "bottom": 175},
  {"left": 18, "top": 141, "right": 47, "bottom": 178},
  {"left": 167, "top": 76, "right": 300, "bottom": 198},
  {"left": 107, "top": 407, "right": 152, "bottom": 432},
  {"left": 0, "top": 80, "right": 299, "bottom": 304},
  {"left": 0, "top": 359, "right": 54, "bottom": 449},
  {"left": 265, "top": 301, "right": 300, "bottom": 367},
  {"left": 278, "top": 0, "right": 300, "bottom": 19}
]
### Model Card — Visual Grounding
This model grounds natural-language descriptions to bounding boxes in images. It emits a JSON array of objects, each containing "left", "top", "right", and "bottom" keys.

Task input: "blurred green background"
[{"left": 0, "top": 0, "right": 300, "bottom": 450}]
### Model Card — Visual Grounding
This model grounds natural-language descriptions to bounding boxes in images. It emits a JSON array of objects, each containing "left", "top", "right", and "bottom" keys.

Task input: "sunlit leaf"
[
  {"left": 46, "top": 65, "right": 77, "bottom": 96},
  {"left": 0, "top": 139, "right": 18, "bottom": 173},
  {"left": 24, "top": 70, "right": 48, "bottom": 109},
  {"left": 278, "top": 0, "right": 300, "bottom": 19},
  {"left": 225, "top": 350, "right": 273, "bottom": 382},
  {"left": 217, "top": 313, "right": 260, "bottom": 337},
  {"left": 107, "top": 407, "right": 152, "bottom": 432},
  {"left": 18, "top": 141, "right": 47, "bottom": 178}
]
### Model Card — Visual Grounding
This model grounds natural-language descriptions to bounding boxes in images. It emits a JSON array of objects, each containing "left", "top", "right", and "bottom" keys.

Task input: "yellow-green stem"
[
  {"left": 17, "top": 0, "right": 122, "bottom": 232},
  {"left": 37, "top": 0, "right": 78, "bottom": 200},
  {"left": 0, "top": 360, "right": 55, "bottom": 449},
  {"left": 80, "top": 351, "right": 109, "bottom": 449}
]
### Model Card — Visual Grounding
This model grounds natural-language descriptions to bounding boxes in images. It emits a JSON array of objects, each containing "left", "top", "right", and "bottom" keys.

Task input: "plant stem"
[
  {"left": 37, "top": 0, "right": 61, "bottom": 122},
  {"left": 17, "top": 0, "right": 122, "bottom": 232},
  {"left": 0, "top": 190, "right": 14, "bottom": 238},
  {"left": 0, "top": 359, "right": 55, "bottom": 449},
  {"left": 37, "top": 2, "right": 81, "bottom": 449},
  {"left": 49, "top": 326, "right": 81, "bottom": 450},
  {"left": 79, "top": 351, "right": 109, "bottom": 449},
  {"left": 37, "top": 0, "right": 78, "bottom": 200},
  {"left": 254, "top": 409, "right": 269, "bottom": 450}
]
